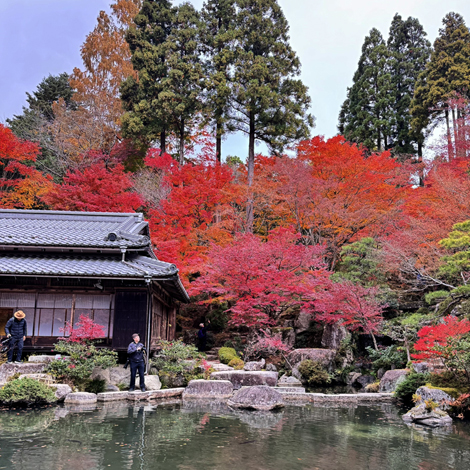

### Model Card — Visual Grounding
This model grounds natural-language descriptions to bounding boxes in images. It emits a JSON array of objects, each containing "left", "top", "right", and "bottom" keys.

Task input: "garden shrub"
[
  {"left": 85, "top": 379, "right": 107, "bottom": 394},
  {"left": 0, "top": 377, "right": 56, "bottom": 406},
  {"left": 366, "top": 345, "right": 407, "bottom": 372},
  {"left": 298, "top": 360, "right": 331, "bottom": 386},
  {"left": 228, "top": 357, "right": 244, "bottom": 370},
  {"left": 151, "top": 339, "right": 202, "bottom": 374},
  {"left": 46, "top": 342, "right": 117, "bottom": 391},
  {"left": 218, "top": 347, "right": 238, "bottom": 364},
  {"left": 365, "top": 382, "right": 380, "bottom": 393},
  {"left": 394, "top": 372, "right": 430, "bottom": 406}
]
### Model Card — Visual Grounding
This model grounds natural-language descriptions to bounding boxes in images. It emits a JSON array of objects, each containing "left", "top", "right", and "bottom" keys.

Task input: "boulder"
[
  {"left": 19, "top": 373, "right": 55, "bottom": 384},
  {"left": 228, "top": 385, "right": 284, "bottom": 411},
  {"left": 106, "top": 384, "right": 120, "bottom": 392},
  {"left": 321, "top": 323, "right": 349, "bottom": 350},
  {"left": 49, "top": 384, "right": 72, "bottom": 402},
  {"left": 278, "top": 374, "right": 303, "bottom": 388},
  {"left": 287, "top": 349, "right": 336, "bottom": 371},
  {"left": 266, "top": 364, "right": 277, "bottom": 372},
  {"left": 0, "top": 362, "right": 46, "bottom": 383},
  {"left": 377, "top": 368, "right": 386, "bottom": 379},
  {"left": 294, "top": 311, "right": 312, "bottom": 334},
  {"left": 357, "top": 375, "right": 375, "bottom": 389},
  {"left": 90, "top": 367, "right": 111, "bottom": 383},
  {"left": 210, "top": 371, "right": 278, "bottom": 390},
  {"left": 159, "top": 372, "right": 185, "bottom": 388},
  {"left": 291, "top": 366, "right": 302, "bottom": 381},
  {"left": 403, "top": 403, "right": 453, "bottom": 427},
  {"left": 136, "top": 375, "right": 161, "bottom": 391},
  {"left": 347, "top": 372, "right": 362, "bottom": 386},
  {"left": 210, "top": 363, "right": 234, "bottom": 372},
  {"left": 414, "top": 386, "right": 454, "bottom": 410},
  {"left": 108, "top": 366, "right": 131, "bottom": 386},
  {"left": 244, "top": 359, "right": 265, "bottom": 371},
  {"left": 64, "top": 392, "right": 97, "bottom": 405},
  {"left": 183, "top": 379, "right": 233, "bottom": 400},
  {"left": 379, "top": 369, "right": 408, "bottom": 393},
  {"left": 412, "top": 362, "right": 437, "bottom": 374},
  {"left": 28, "top": 355, "right": 59, "bottom": 364}
]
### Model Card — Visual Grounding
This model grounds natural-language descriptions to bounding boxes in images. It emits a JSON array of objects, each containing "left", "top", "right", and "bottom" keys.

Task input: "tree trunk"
[
  {"left": 216, "top": 120, "right": 222, "bottom": 163},
  {"left": 452, "top": 106, "right": 459, "bottom": 158},
  {"left": 246, "top": 110, "right": 255, "bottom": 232},
  {"left": 404, "top": 337, "right": 411, "bottom": 363},
  {"left": 161, "top": 128, "right": 166, "bottom": 154},
  {"left": 418, "top": 141, "right": 424, "bottom": 187},
  {"left": 179, "top": 119, "right": 185, "bottom": 165},
  {"left": 371, "top": 332, "right": 378, "bottom": 351},
  {"left": 445, "top": 108, "right": 454, "bottom": 160}
]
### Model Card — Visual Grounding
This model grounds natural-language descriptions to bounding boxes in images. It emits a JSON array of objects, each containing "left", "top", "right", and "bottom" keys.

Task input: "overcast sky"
[{"left": 1, "top": 0, "right": 470, "bottom": 159}]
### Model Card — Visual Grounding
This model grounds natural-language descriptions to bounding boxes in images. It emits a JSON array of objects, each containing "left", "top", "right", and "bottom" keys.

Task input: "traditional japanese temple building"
[{"left": 0, "top": 209, "right": 189, "bottom": 353}]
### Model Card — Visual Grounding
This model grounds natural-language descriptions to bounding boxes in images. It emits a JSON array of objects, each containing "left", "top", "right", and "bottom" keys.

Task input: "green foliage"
[
  {"left": 425, "top": 291, "right": 450, "bottom": 305},
  {"left": 394, "top": 372, "right": 429, "bottom": 405},
  {"left": 85, "top": 379, "right": 107, "bottom": 394},
  {"left": 411, "top": 13, "right": 470, "bottom": 141},
  {"left": 0, "top": 378, "right": 56, "bottom": 406},
  {"left": 429, "top": 370, "right": 470, "bottom": 391},
  {"left": 218, "top": 347, "right": 238, "bottom": 364},
  {"left": 424, "top": 398, "right": 439, "bottom": 411},
  {"left": 7, "top": 373, "right": 22, "bottom": 383},
  {"left": 46, "top": 341, "right": 117, "bottom": 391},
  {"left": 298, "top": 360, "right": 331, "bottom": 386},
  {"left": 366, "top": 345, "right": 407, "bottom": 371},
  {"left": 228, "top": 357, "right": 244, "bottom": 370}
]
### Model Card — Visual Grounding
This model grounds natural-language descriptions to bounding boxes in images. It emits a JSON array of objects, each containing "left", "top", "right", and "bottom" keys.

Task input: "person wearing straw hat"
[{"left": 5, "top": 310, "right": 27, "bottom": 364}]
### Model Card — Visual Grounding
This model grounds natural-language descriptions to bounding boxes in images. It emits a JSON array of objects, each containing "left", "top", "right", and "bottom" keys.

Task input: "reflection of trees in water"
[{"left": 1, "top": 404, "right": 470, "bottom": 469}]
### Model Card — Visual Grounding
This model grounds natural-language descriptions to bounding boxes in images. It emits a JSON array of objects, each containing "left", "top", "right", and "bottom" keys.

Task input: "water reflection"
[{"left": 0, "top": 402, "right": 470, "bottom": 469}]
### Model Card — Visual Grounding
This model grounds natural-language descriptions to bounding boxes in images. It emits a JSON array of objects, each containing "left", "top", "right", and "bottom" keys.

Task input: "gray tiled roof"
[
  {"left": 0, "top": 209, "right": 150, "bottom": 249},
  {"left": 0, "top": 252, "right": 189, "bottom": 302}
]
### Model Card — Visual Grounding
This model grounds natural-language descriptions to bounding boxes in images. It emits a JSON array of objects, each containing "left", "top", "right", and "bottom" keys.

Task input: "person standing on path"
[
  {"left": 197, "top": 319, "right": 210, "bottom": 352},
  {"left": 5, "top": 310, "right": 27, "bottom": 364},
  {"left": 127, "top": 333, "right": 146, "bottom": 392}
]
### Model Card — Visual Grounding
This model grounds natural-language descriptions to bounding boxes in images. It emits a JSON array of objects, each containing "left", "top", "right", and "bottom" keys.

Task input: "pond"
[{"left": 0, "top": 401, "right": 470, "bottom": 470}]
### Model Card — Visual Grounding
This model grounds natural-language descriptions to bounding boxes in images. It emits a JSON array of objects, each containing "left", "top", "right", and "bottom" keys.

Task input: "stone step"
[
  {"left": 274, "top": 387, "right": 306, "bottom": 394},
  {"left": 205, "top": 354, "right": 218, "bottom": 361}
]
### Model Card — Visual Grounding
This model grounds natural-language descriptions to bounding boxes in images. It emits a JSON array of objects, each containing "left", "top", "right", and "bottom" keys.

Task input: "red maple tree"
[
  {"left": 60, "top": 314, "right": 106, "bottom": 344},
  {"left": 42, "top": 160, "right": 142, "bottom": 212},
  {"left": 0, "top": 124, "right": 52, "bottom": 209}
]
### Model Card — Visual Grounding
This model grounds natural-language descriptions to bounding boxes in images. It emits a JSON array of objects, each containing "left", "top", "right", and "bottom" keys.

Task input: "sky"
[{"left": 1, "top": 0, "right": 470, "bottom": 159}]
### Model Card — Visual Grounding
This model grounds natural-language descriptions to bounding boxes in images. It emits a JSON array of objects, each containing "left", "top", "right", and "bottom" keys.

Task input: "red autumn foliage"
[
  {"left": 315, "top": 282, "right": 384, "bottom": 335},
  {"left": 42, "top": 160, "right": 142, "bottom": 212},
  {"left": 0, "top": 123, "right": 52, "bottom": 209},
  {"left": 412, "top": 316, "right": 470, "bottom": 361},
  {"left": 146, "top": 147, "right": 240, "bottom": 279},
  {"left": 190, "top": 227, "right": 330, "bottom": 328},
  {"left": 60, "top": 314, "right": 106, "bottom": 344}
]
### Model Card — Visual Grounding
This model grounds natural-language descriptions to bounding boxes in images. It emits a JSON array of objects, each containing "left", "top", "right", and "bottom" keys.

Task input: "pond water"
[{"left": 0, "top": 401, "right": 470, "bottom": 470}]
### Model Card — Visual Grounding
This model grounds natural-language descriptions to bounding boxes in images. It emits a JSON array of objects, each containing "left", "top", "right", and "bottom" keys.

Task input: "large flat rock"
[
  {"left": 228, "top": 385, "right": 284, "bottom": 411},
  {"left": 183, "top": 379, "right": 233, "bottom": 400},
  {"left": 97, "top": 391, "right": 130, "bottom": 402},
  {"left": 210, "top": 371, "right": 278, "bottom": 389},
  {"left": 0, "top": 362, "right": 46, "bottom": 383},
  {"left": 64, "top": 392, "right": 97, "bottom": 405}
]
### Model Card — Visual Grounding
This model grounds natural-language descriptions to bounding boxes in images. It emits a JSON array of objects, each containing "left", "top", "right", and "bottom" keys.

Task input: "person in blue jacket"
[
  {"left": 5, "top": 310, "right": 27, "bottom": 364},
  {"left": 127, "top": 333, "right": 146, "bottom": 392}
]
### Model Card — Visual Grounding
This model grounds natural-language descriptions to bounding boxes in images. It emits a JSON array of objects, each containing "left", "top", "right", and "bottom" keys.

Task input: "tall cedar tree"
[
  {"left": 164, "top": 2, "right": 204, "bottom": 164},
  {"left": 121, "top": 0, "right": 177, "bottom": 153},
  {"left": 7, "top": 74, "right": 76, "bottom": 177},
  {"left": 200, "top": 0, "right": 238, "bottom": 161},
  {"left": 411, "top": 12, "right": 470, "bottom": 159},
  {"left": 122, "top": 1, "right": 204, "bottom": 163},
  {"left": 387, "top": 14, "right": 431, "bottom": 157},
  {"left": 232, "top": 0, "right": 313, "bottom": 231},
  {"left": 338, "top": 28, "right": 392, "bottom": 152}
]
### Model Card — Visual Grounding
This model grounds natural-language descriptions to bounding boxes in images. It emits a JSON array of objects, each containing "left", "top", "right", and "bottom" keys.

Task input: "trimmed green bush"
[
  {"left": 85, "top": 379, "right": 107, "bottom": 394},
  {"left": 0, "top": 378, "right": 56, "bottom": 406},
  {"left": 394, "top": 372, "right": 430, "bottom": 406},
  {"left": 218, "top": 347, "right": 238, "bottom": 364},
  {"left": 228, "top": 357, "right": 244, "bottom": 370},
  {"left": 298, "top": 360, "right": 331, "bottom": 386}
]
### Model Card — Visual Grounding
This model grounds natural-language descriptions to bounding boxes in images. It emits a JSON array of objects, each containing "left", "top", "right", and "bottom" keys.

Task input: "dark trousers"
[
  {"left": 130, "top": 361, "right": 145, "bottom": 390},
  {"left": 198, "top": 338, "right": 207, "bottom": 352},
  {"left": 7, "top": 337, "right": 23, "bottom": 362}
]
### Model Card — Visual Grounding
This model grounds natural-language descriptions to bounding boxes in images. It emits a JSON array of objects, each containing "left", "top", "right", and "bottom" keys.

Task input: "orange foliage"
[{"left": 0, "top": 124, "right": 52, "bottom": 209}]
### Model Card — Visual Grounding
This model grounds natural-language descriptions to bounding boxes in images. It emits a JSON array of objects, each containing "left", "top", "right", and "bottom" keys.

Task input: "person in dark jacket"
[
  {"left": 5, "top": 310, "right": 27, "bottom": 364},
  {"left": 127, "top": 333, "right": 146, "bottom": 392},
  {"left": 197, "top": 320, "right": 210, "bottom": 352}
]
